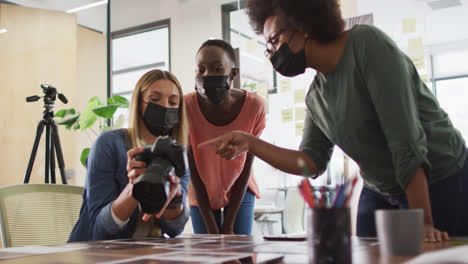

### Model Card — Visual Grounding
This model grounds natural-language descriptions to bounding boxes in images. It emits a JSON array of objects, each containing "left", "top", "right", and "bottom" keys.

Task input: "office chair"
[{"left": 0, "top": 184, "right": 83, "bottom": 247}]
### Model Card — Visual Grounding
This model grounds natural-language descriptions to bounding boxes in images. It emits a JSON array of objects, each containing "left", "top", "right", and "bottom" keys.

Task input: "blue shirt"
[{"left": 68, "top": 129, "right": 190, "bottom": 242}]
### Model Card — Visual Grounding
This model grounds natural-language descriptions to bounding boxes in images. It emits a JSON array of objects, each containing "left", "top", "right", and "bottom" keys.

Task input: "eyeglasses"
[{"left": 264, "top": 28, "right": 286, "bottom": 59}]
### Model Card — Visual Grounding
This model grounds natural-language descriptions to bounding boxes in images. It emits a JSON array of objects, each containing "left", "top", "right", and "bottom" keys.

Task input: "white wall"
[{"left": 111, "top": 0, "right": 233, "bottom": 94}]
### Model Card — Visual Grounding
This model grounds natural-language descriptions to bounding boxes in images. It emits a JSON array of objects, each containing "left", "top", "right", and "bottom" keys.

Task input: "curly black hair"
[
  {"left": 198, "top": 39, "right": 237, "bottom": 66},
  {"left": 246, "top": 0, "right": 345, "bottom": 44}
]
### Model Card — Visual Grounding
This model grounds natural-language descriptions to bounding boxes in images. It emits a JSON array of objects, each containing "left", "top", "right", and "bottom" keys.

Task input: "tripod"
[{"left": 23, "top": 84, "right": 68, "bottom": 184}]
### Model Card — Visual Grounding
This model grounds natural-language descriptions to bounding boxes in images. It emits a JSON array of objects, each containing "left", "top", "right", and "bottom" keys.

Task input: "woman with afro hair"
[{"left": 201, "top": 0, "right": 468, "bottom": 242}]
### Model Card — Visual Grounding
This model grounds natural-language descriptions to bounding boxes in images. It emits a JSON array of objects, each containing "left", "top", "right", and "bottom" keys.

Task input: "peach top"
[{"left": 185, "top": 91, "right": 266, "bottom": 210}]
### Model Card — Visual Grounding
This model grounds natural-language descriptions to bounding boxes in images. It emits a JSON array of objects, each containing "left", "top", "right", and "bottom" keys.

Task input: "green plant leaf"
[
  {"left": 80, "top": 148, "right": 90, "bottom": 167},
  {"left": 56, "top": 112, "right": 80, "bottom": 127},
  {"left": 55, "top": 108, "right": 76, "bottom": 118},
  {"left": 112, "top": 95, "right": 129, "bottom": 108},
  {"left": 55, "top": 109, "right": 67, "bottom": 118},
  {"left": 80, "top": 96, "right": 102, "bottom": 130},
  {"left": 92, "top": 104, "right": 119, "bottom": 119},
  {"left": 107, "top": 97, "right": 115, "bottom": 105},
  {"left": 72, "top": 122, "right": 80, "bottom": 130}
]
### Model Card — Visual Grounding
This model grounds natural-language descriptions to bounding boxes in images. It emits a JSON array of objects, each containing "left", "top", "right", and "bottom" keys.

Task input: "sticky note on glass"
[
  {"left": 296, "top": 122, "right": 305, "bottom": 137},
  {"left": 256, "top": 82, "right": 268, "bottom": 99},
  {"left": 282, "top": 108, "right": 293, "bottom": 123},
  {"left": 246, "top": 38, "right": 258, "bottom": 53},
  {"left": 411, "top": 55, "right": 425, "bottom": 70},
  {"left": 294, "top": 89, "right": 305, "bottom": 104},
  {"left": 279, "top": 79, "right": 291, "bottom": 93},
  {"left": 402, "top": 18, "right": 416, "bottom": 34},
  {"left": 295, "top": 107, "right": 306, "bottom": 121},
  {"left": 420, "top": 74, "right": 429, "bottom": 85},
  {"left": 408, "top": 38, "right": 423, "bottom": 54}
]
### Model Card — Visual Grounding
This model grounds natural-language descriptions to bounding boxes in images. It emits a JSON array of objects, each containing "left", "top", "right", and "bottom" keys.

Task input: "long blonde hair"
[{"left": 127, "top": 69, "right": 188, "bottom": 148}]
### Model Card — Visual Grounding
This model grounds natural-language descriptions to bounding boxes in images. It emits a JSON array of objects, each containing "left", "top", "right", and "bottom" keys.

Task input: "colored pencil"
[
  {"left": 298, "top": 180, "right": 314, "bottom": 208},
  {"left": 332, "top": 184, "right": 346, "bottom": 208},
  {"left": 303, "top": 179, "right": 315, "bottom": 208},
  {"left": 342, "top": 176, "right": 358, "bottom": 207},
  {"left": 318, "top": 186, "right": 327, "bottom": 208}
]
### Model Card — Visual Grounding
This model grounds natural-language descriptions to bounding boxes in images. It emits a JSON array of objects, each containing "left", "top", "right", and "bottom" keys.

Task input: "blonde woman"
[{"left": 69, "top": 70, "right": 189, "bottom": 242}]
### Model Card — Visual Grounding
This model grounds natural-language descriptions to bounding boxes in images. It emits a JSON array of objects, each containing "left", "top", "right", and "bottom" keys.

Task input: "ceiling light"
[
  {"left": 427, "top": 0, "right": 462, "bottom": 10},
  {"left": 416, "top": 0, "right": 462, "bottom": 10},
  {"left": 0, "top": 28, "right": 7, "bottom": 34},
  {"left": 66, "top": 0, "right": 108, "bottom": 14}
]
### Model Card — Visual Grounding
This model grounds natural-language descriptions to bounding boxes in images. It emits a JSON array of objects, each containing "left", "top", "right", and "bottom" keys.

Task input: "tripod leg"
[
  {"left": 24, "top": 121, "right": 46, "bottom": 183},
  {"left": 45, "top": 125, "right": 51, "bottom": 184},
  {"left": 50, "top": 123, "right": 56, "bottom": 184},
  {"left": 51, "top": 122, "right": 68, "bottom": 184}
]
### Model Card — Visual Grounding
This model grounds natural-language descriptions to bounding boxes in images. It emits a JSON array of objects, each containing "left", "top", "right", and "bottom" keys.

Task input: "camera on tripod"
[
  {"left": 132, "top": 136, "right": 188, "bottom": 214},
  {"left": 24, "top": 84, "right": 68, "bottom": 184}
]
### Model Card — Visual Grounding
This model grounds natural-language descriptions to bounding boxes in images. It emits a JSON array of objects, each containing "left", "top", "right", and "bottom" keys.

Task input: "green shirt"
[{"left": 299, "top": 25, "right": 466, "bottom": 195}]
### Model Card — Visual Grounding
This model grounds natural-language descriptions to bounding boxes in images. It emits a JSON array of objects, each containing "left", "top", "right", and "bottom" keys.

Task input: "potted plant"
[{"left": 54, "top": 95, "right": 129, "bottom": 167}]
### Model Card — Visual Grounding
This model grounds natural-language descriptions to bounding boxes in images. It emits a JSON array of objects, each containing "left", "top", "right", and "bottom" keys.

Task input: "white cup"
[{"left": 375, "top": 209, "right": 424, "bottom": 256}]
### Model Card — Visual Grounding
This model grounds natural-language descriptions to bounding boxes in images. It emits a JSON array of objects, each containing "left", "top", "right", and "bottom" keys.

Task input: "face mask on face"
[
  {"left": 269, "top": 38, "right": 307, "bottom": 77},
  {"left": 142, "top": 102, "right": 179, "bottom": 136},
  {"left": 196, "top": 75, "right": 230, "bottom": 104}
]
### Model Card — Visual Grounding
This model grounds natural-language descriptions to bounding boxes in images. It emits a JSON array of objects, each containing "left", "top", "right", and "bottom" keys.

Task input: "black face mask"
[
  {"left": 196, "top": 75, "right": 230, "bottom": 104},
  {"left": 269, "top": 43, "right": 307, "bottom": 77},
  {"left": 142, "top": 102, "right": 179, "bottom": 136}
]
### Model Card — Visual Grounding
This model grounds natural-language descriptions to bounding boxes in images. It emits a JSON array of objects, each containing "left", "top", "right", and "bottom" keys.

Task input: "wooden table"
[{"left": 0, "top": 235, "right": 461, "bottom": 263}]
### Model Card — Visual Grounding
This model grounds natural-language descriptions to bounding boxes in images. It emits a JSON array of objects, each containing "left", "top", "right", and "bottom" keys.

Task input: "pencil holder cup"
[{"left": 307, "top": 207, "right": 352, "bottom": 264}]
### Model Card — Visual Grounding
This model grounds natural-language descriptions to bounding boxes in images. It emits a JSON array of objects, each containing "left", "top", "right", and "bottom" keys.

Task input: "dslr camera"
[{"left": 132, "top": 136, "right": 188, "bottom": 214}]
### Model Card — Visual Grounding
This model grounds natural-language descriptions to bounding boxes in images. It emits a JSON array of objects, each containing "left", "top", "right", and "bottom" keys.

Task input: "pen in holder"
[
  {"left": 297, "top": 158, "right": 355, "bottom": 264},
  {"left": 307, "top": 207, "right": 352, "bottom": 264}
]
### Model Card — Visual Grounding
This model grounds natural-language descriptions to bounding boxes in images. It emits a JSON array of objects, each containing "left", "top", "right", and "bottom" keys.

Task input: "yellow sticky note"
[
  {"left": 402, "top": 18, "right": 417, "bottom": 34},
  {"left": 282, "top": 108, "right": 293, "bottom": 123},
  {"left": 420, "top": 74, "right": 429, "bottom": 84},
  {"left": 294, "top": 89, "right": 305, "bottom": 104},
  {"left": 408, "top": 38, "right": 423, "bottom": 54},
  {"left": 279, "top": 79, "right": 291, "bottom": 93},
  {"left": 296, "top": 122, "right": 305, "bottom": 137},
  {"left": 411, "top": 55, "right": 425, "bottom": 70},
  {"left": 246, "top": 38, "right": 258, "bottom": 53},
  {"left": 256, "top": 82, "right": 268, "bottom": 99},
  {"left": 295, "top": 107, "right": 306, "bottom": 121}
]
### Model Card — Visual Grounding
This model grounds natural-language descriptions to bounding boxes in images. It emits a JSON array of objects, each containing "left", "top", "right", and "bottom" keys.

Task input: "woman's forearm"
[
  {"left": 188, "top": 147, "right": 219, "bottom": 233},
  {"left": 405, "top": 167, "right": 434, "bottom": 225},
  {"left": 162, "top": 203, "right": 184, "bottom": 220},
  {"left": 192, "top": 181, "right": 218, "bottom": 233},
  {"left": 223, "top": 153, "right": 254, "bottom": 231},
  {"left": 247, "top": 134, "right": 318, "bottom": 176},
  {"left": 162, "top": 183, "right": 184, "bottom": 220},
  {"left": 111, "top": 183, "right": 138, "bottom": 222}
]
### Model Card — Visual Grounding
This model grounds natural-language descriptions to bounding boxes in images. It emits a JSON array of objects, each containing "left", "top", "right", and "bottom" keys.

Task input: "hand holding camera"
[{"left": 126, "top": 136, "right": 187, "bottom": 219}]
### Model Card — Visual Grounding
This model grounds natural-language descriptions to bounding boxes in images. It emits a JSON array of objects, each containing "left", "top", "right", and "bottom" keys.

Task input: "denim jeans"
[
  {"left": 190, "top": 189, "right": 255, "bottom": 235},
  {"left": 357, "top": 154, "right": 468, "bottom": 237}
]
